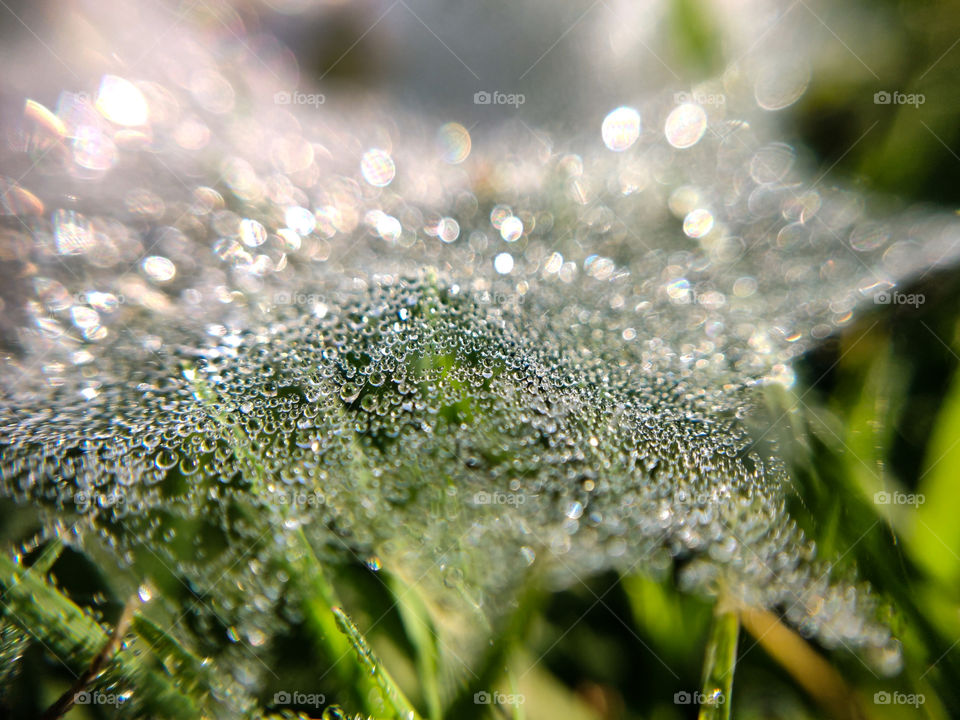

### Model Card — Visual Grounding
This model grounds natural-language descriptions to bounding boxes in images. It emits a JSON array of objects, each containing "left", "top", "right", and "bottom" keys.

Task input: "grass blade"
[
  {"left": 333, "top": 605, "right": 424, "bottom": 720},
  {"left": 697, "top": 607, "right": 738, "bottom": 720}
]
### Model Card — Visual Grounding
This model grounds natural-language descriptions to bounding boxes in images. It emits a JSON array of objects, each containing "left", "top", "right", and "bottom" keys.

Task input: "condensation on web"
[{"left": 1, "top": 0, "right": 955, "bottom": 698}]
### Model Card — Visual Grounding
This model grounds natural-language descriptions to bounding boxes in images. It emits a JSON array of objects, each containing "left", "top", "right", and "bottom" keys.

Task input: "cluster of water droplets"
[{"left": 1, "top": 0, "right": 955, "bottom": 706}]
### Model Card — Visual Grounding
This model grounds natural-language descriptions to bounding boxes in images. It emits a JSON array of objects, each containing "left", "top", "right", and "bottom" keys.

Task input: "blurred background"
[{"left": 2, "top": 0, "right": 959, "bottom": 202}]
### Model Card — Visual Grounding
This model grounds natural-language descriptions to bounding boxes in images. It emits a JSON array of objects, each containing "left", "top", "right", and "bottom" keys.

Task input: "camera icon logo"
[
  {"left": 474, "top": 91, "right": 492, "bottom": 105},
  {"left": 274, "top": 291, "right": 292, "bottom": 305},
  {"left": 74, "top": 491, "right": 90, "bottom": 512},
  {"left": 674, "top": 691, "right": 692, "bottom": 704},
  {"left": 874, "top": 691, "right": 891, "bottom": 704},
  {"left": 874, "top": 491, "right": 891, "bottom": 505},
  {"left": 874, "top": 291, "right": 891, "bottom": 304},
  {"left": 74, "top": 691, "right": 92, "bottom": 705},
  {"left": 274, "top": 691, "right": 291, "bottom": 704},
  {"left": 474, "top": 691, "right": 492, "bottom": 704},
  {"left": 874, "top": 91, "right": 891, "bottom": 104},
  {"left": 274, "top": 91, "right": 292, "bottom": 105}
]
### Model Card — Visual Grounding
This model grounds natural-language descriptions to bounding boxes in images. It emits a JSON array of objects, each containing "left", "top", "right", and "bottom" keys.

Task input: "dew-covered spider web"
[{"left": 1, "top": 0, "right": 958, "bottom": 712}]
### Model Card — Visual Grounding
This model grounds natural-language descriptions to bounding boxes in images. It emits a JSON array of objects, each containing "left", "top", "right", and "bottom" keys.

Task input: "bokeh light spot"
[
  {"left": 361, "top": 148, "right": 396, "bottom": 187},
  {"left": 601, "top": 106, "right": 641, "bottom": 151},
  {"left": 665, "top": 103, "right": 707, "bottom": 149}
]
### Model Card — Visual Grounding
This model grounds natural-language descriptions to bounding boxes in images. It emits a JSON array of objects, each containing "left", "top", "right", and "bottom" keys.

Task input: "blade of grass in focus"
[{"left": 697, "top": 607, "right": 738, "bottom": 720}]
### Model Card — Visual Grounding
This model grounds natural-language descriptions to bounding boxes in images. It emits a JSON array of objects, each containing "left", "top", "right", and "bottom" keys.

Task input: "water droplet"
[
  {"left": 361, "top": 148, "right": 396, "bottom": 187},
  {"left": 339, "top": 382, "right": 362, "bottom": 403},
  {"left": 683, "top": 209, "right": 714, "bottom": 238},
  {"left": 437, "top": 122, "right": 471, "bottom": 164},
  {"left": 285, "top": 206, "right": 316, "bottom": 236},
  {"left": 154, "top": 449, "right": 178, "bottom": 470},
  {"left": 239, "top": 218, "right": 267, "bottom": 247},
  {"left": 499, "top": 216, "right": 523, "bottom": 242},
  {"left": 665, "top": 103, "right": 707, "bottom": 149},
  {"left": 494, "top": 252, "right": 514, "bottom": 274},
  {"left": 95, "top": 75, "right": 149, "bottom": 126},
  {"left": 601, "top": 106, "right": 641, "bottom": 151},
  {"left": 142, "top": 256, "right": 176, "bottom": 283}
]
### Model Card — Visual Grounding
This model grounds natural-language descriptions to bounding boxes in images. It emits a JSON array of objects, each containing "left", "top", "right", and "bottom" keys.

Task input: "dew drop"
[
  {"left": 361, "top": 148, "right": 396, "bottom": 187},
  {"left": 601, "top": 106, "right": 641, "bottom": 151},
  {"left": 494, "top": 252, "right": 514, "bottom": 274},
  {"left": 665, "top": 103, "right": 707, "bottom": 149}
]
